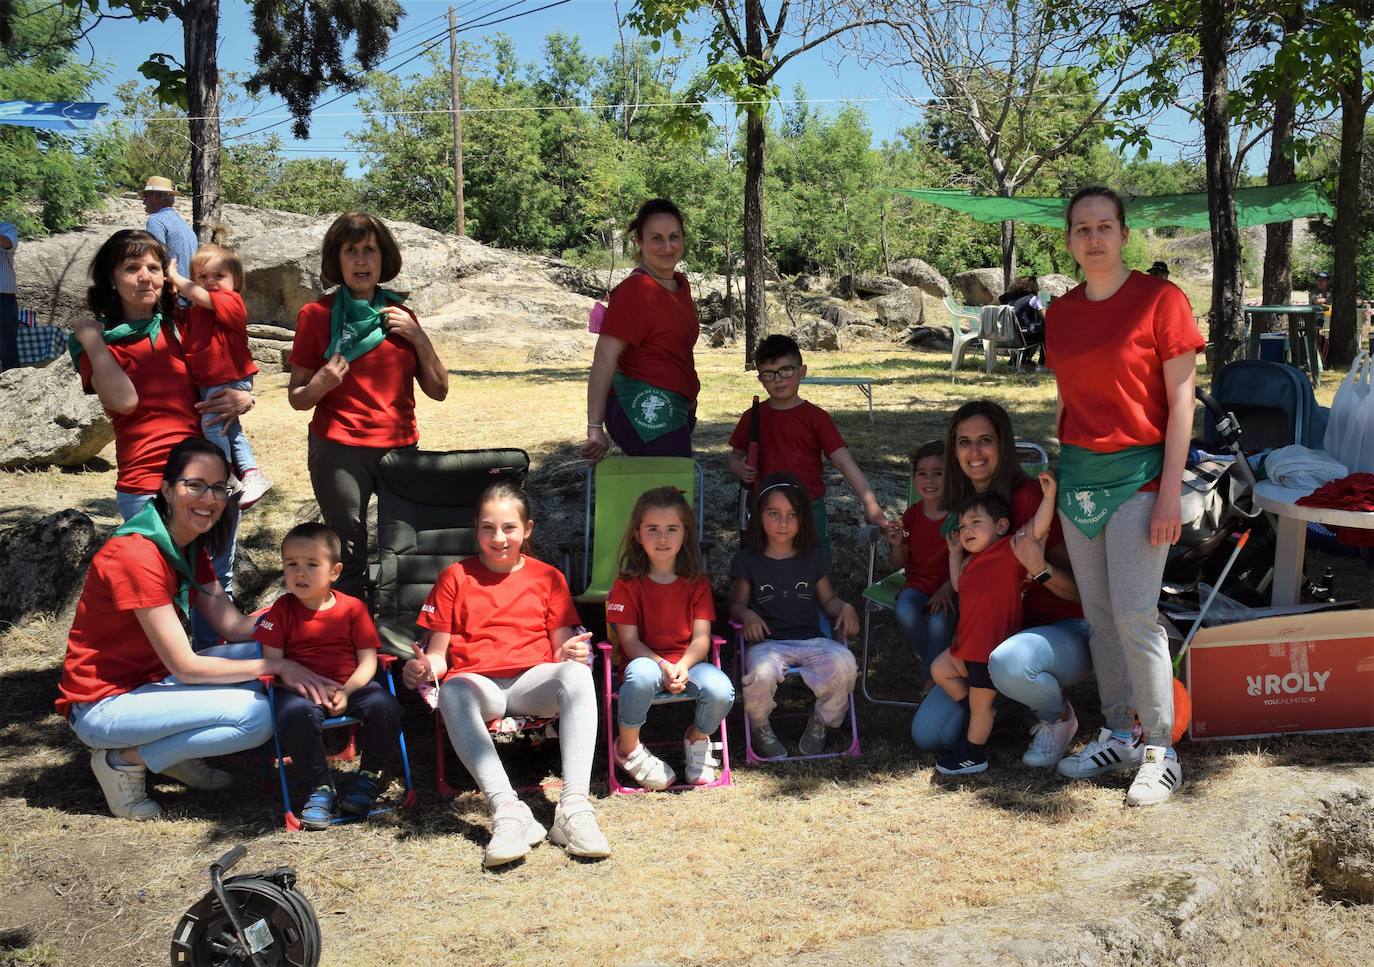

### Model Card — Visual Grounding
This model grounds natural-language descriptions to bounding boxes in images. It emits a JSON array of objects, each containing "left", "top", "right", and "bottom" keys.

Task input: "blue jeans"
[
  {"left": 115, "top": 490, "right": 238, "bottom": 652},
  {"left": 616, "top": 656, "right": 735, "bottom": 735},
  {"left": 911, "top": 619, "right": 1091, "bottom": 751},
  {"left": 200, "top": 377, "right": 258, "bottom": 474},
  {"left": 894, "top": 587, "right": 956, "bottom": 683},
  {"left": 68, "top": 641, "right": 270, "bottom": 774}
]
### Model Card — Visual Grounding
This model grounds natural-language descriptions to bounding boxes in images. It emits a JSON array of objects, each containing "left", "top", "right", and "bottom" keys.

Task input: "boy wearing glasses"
[{"left": 727, "top": 334, "right": 887, "bottom": 544}]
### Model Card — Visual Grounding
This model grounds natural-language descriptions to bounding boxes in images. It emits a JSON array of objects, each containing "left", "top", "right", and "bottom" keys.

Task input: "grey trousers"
[
  {"left": 1060, "top": 491, "right": 1174, "bottom": 746},
  {"left": 307, "top": 435, "right": 411, "bottom": 599}
]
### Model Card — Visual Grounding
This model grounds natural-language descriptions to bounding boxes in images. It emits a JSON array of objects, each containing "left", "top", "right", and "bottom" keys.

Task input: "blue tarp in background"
[{"left": 0, "top": 101, "right": 107, "bottom": 131}]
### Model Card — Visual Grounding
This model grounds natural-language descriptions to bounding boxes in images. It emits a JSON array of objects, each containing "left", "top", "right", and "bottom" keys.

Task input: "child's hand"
[
  {"left": 315, "top": 354, "right": 349, "bottom": 392},
  {"left": 381, "top": 306, "right": 423, "bottom": 344},
  {"left": 740, "top": 609, "right": 770, "bottom": 644},
  {"left": 833, "top": 602, "right": 859, "bottom": 639},
  {"left": 663, "top": 660, "right": 689, "bottom": 694},
  {"left": 928, "top": 582, "right": 956, "bottom": 616},
  {"left": 884, "top": 519, "right": 905, "bottom": 547},
  {"left": 729, "top": 452, "right": 757, "bottom": 485},
  {"left": 558, "top": 631, "right": 593, "bottom": 663},
  {"left": 323, "top": 689, "right": 348, "bottom": 716},
  {"left": 402, "top": 656, "right": 434, "bottom": 690},
  {"left": 945, "top": 528, "right": 963, "bottom": 552},
  {"left": 1039, "top": 471, "right": 1057, "bottom": 498},
  {"left": 166, "top": 257, "right": 190, "bottom": 292}
]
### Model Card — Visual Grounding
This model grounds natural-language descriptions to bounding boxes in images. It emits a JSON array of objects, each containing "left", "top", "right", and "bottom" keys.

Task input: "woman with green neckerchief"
[
  {"left": 58, "top": 438, "right": 340, "bottom": 820},
  {"left": 1045, "top": 186, "right": 1204, "bottom": 808},
  {"left": 70, "top": 230, "right": 253, "bottom": 650},
  {"left": 289, "top": 212, "right": 449, "bottom": 597}
]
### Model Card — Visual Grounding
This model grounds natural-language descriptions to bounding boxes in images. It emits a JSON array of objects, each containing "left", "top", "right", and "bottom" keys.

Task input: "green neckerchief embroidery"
[
  {"left": 611, "top": 372, "right": 691, "bottom": 442},
  {"left": 1057, "top": 443, "right": 1164, "bottom": 539},
  {"left": 113, "top": 501, "right": 196, "bottom": 616},
  {"left": 326, "top": 288, "right": 402, "bottom": 362},
  {"left": 67, "top": 313, "right": 163, "bottom": 369}
]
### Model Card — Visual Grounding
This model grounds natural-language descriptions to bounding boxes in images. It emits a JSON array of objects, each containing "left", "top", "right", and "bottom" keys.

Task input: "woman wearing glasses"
[
  {"left": 70, "top": 230, "right": 254, "bottom": 647},
  {"left": 57, "top": 438, "right": 340, "bottom": 820},
  {"left": 582, "top": 198, "right": 701, "bottom": 461}
]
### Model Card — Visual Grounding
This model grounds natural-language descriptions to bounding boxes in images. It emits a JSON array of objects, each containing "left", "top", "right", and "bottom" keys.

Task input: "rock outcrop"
[
  {"left": 0, "top": 362, "right": 112, "bottom": 469},
  {"left": 890, "top": 258, "right": 952, "bottom": 298},
  {"left": 0, "top": 509, "right": 99, "bottom": 624},
  {"left": 954, "top": 268, "right": 1006, "bottom": 306}
]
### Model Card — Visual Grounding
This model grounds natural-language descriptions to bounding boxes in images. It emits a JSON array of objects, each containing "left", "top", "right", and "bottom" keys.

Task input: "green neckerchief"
[
  {"left": 611, "top": 372, "right": 691, "bottom": 442},
  {"left": 67, "top": 313, "right": 163, "bottom": 369},
  {"left": 1057, "top": 443, "right": 1164, "bottom": 539},
  {"left": 112, "top": 500, "right": 197, "bottom": 617},
  {"left": 326, "top": 288, "right": 402, "bottom": 362}
]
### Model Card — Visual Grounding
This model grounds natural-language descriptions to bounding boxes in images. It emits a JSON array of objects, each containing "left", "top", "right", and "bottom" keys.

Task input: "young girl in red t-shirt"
[
  {"left": 887, "top": 440, "right": 955, "bottom": 681},
  {"left": 402, "top": 482, "right": 607, "bottom": 869},
  {"left": 608, "top": 487, "right": 734, "bottom": 789}
]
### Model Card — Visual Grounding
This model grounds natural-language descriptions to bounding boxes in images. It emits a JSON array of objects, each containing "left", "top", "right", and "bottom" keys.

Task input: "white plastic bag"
[{"left": 1324, "top": 353, "right": 1373, "bottom": 473}]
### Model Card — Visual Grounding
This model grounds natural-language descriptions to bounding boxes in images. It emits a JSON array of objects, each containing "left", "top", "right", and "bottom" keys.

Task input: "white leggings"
[{"left": 742, "top": 638, "right": 857, "bottom": 728}]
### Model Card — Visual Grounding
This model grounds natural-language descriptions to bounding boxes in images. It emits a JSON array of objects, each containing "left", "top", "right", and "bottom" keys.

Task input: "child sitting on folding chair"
[
  {"left": 609, "top": 486, "right": 734, "bottom": 789},
  {"left": 255, "top": 523, "right": 401, "bottom": 830},
  {"left": 729, "top": 473, "right": 859, "bottom": 758},
  {"left": 932, "top": 476, "right": 1057, "bottom": 776},
  {"left": 887, "top": 441, "right": 955, "bottom": 683},
  {"left": 403, "top": 482, "right": 609, "bottom": 868}
]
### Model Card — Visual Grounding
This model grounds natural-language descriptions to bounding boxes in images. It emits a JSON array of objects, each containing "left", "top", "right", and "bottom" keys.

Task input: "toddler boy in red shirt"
[
  {"left": 932, "top": 475, "right": 1057, "bottom": 775},
  {"left": 255, "top": 523, "right": 400, "bottom": 829},
  {"left": 167, "top": 244, "right": 273, "bottom": 508},
  {"left": 727, "top": 334, "right": 887, "bottom": 544}
]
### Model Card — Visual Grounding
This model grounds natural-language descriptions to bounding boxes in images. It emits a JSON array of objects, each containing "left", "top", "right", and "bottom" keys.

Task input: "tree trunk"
[
  {"left": 1200, "top": 0, "right": 1245, "bottom": 385},
  {"left": 183, "top": 0, "right": 221, "bottom": 243},
  {"left": 1328, "top": 83, "right": 1367, "bottom": 368},
  {"left": 741, "top": 0, "right": 766, "bottom": 369},
  {"left": 1000, "top": 218, "right": 1016, "bottom": 292},
  {"left": 1260, "top": 70, "right": 1296, "bottom": 317}
]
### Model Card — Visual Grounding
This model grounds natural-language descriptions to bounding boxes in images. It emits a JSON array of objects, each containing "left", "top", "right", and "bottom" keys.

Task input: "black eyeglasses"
[
  {"left": 177, "top": 478, "right": 234, "bottom": 501},
  {"left": 757, "top": 365, "right": 798, "bottom": 383}
]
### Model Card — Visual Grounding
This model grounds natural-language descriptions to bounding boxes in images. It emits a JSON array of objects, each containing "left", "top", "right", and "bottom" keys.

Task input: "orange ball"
[{"left": 1171, "top": 676, "right": 1192, "bottom": 744}]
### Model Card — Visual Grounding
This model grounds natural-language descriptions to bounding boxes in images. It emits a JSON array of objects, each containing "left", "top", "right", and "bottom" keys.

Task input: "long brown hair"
[
  {"left": 618, "top": 486, "right": 704, "bottom": 581},
  {"left": 87, "top": 229, "right": 176, "bottom": 325},
  {"left": 940, "top": 400, "right": 1030, "bottom": 512},
  {"left": 745, "top": 472, "right": 817, "bottom": 556}
]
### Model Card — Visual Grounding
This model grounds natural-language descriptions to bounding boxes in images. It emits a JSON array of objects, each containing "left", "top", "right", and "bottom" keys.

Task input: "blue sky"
[{"left": 82, "top": 0, "right": 1199, "bottom": 170}]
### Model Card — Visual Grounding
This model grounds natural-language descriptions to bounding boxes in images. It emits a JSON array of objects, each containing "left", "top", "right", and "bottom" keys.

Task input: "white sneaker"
[
  {"left": 1126, "top": 746, "right": 1183, "bottom": 806},
  {"left": 159, "top": 757, "right": 232, "bottom": 790},
  {"left": 237, "top": 469, "right": 273, "bottom": 509},
  {"left": 548, "top": 799, "right": 611, "bottom": 859},
  {"left": 615, "top": 743, "right": 676, "bottom": 790},
  {"left": 683, "top": 732, "right": 723, "bottom": 785},
  {"left": 90, "top": 750, "right": 162, "bottom": 820},
  {"left": 1022, "top": 704, "right": 1079, "bottom": 768},
  {"left": 483, "top": 799, "right": 546, "bottom": 868},
  {"left": 1056, "top": 727, "right": 1145, "bottom": 779}
]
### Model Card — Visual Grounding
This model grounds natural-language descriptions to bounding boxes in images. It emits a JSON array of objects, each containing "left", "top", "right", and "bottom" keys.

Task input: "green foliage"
[
  {"left": 1302, "top": 129, "right": 1374, "bottom": 299},
  {"left": 221, "top": 140, "right": 359, "bottom": 215},
  {"left": 0, "top": 0, "right": 121, "bottom": 234}
]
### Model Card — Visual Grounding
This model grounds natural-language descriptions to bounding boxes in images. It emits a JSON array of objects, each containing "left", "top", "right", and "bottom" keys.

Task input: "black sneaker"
[{"left": 935, "top": 744, "right": 988, "bottom": 776}]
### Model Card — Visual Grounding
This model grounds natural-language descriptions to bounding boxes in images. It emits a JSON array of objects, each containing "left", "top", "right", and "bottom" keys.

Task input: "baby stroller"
[{"left": 1203, "top": 360, "right": 1329, "bottom": 451}]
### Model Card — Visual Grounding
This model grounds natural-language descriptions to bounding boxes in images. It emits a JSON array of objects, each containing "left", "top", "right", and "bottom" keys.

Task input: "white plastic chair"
[{"left": 943, "top": 295, "right": 984, "bottom": 372}]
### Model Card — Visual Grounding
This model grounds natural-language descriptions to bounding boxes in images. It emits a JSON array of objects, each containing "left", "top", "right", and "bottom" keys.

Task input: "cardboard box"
[{"left": 1186, "top": 609, "right": 1374, "bottom": 740}]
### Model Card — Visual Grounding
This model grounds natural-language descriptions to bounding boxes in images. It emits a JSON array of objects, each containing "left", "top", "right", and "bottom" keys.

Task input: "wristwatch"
[{"left": 1032, "top": 564, "right": 1054, "bottom": 584}]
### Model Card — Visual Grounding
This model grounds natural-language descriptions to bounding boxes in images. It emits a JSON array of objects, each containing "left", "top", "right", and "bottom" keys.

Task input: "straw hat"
[{"left": 141, "top": 176, "right": 177, "bottom": 196}]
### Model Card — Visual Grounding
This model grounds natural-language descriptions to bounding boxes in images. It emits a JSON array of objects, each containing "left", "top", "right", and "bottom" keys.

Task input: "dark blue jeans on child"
[{"left": 275, "top": 680, "right": 401, "bottom": 797}]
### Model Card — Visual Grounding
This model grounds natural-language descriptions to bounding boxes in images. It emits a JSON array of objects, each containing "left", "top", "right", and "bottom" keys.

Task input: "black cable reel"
[{"left": 170, "top": 845, "right": 321, "bottom": 966}]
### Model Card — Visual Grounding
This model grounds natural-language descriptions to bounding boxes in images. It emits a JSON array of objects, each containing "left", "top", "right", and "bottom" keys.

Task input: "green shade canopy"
[{"left": 892, "top": 181, "right": 1333, "bottom": 230}]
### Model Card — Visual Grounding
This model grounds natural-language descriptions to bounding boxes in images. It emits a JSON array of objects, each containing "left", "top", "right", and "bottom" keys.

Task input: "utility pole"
[{"left": 448, "top": 5, "right": 466, "bottom": 237}]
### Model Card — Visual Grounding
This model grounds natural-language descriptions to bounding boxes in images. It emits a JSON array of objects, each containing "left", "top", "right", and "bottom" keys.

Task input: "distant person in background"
[
  {"left": 0, "top": 221, "right": 17, "bottom": 372},
  {"left": 141, "top": 177, "right": 198, "bottom": 281},
  {"left": 1310, "top": 271, "right": 1331, "bottom": 308},
  {"left": 999, "top": 274, "right": 1045, "bottom": 367},
  {"left": 1147, "top": 261, "right": 1170, "bottom": 281}
]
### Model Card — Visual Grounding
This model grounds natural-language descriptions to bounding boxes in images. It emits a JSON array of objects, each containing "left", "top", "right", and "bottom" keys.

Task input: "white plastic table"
[
  {"left": 802, "top": 376, "right": 874, "bottom": 423},
  {"left": 1253, "top": 480, "right": 1374, "bottom": 605}
]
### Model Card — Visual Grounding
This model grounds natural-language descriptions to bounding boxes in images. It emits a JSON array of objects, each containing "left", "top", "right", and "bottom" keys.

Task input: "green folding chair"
[
  {"left": 858, "top": 440, "right": 1049, "bottom": 707},
  {"left": 576, "top": 456, "right": 704, "bottom": 605}
]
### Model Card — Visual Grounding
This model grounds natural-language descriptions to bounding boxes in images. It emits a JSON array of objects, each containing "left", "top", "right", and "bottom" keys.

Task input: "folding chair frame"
[
  {"left": 262, "top": 655, "right": 417, "bottom": 831},
  {"left": 432, "top": 701, "right": 559, "bottom": 799}
]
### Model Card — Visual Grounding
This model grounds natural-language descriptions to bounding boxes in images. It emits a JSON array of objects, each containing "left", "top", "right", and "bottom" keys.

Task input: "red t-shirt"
[
  {"left": 606, "top": 574, "right": 715, "bottom": 664},
  {"left": 416, "top": 556, "right": 581, "bottom": 678},
  {"left": 900, "top": 503, "right": 949, "bottom": 595},
  {"left": 253, "top": 591, "right": 380, "bottom": 683},
  {"left": 952, "top": 537, "right": 1025, "bottom": 665},
  {"left": 728, "top": 401, "right": 847, "bottom": 499},
  {"left": 56, "top": 536, "right": 215, "bottom": 716},
  {"left": 1045, "top": 272, "right": 1204, "bottom": 452},
  {"left": 290, "top": 294, "right": 420, "bottom": 448},
  {"left": 1010, "top": 479, "right": 1084, "bottom": 625},
  {"left": 600, "top": 270, "right": 700, "bottom": 402},
  {"left": 78, "top": 324, "right": 203, "bottom": 494},
  {"left": 180, "top": 289, "right": 258, "bottom": 387}
]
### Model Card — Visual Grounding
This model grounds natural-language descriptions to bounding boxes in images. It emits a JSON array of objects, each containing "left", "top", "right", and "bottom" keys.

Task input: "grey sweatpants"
[
  {"left": 438, "top": 662, "right": 597, "bottom": 806},
  {"left": 1060, "top": 490, "right": 1174, "bottom": 746}
]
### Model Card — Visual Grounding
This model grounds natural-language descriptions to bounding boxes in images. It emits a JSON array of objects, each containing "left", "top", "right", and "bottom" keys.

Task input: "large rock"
[
  {"left": 0, "top": 509, "right": 99, "bottom": 623},
  {"left": 837, "top": 273, "right": 905, "bottom": 299},
  {"left": 1038, "top": 273, "right": 1079, "bottom": 299},
  {"left": 791, "top": 320, "right": 843, "bottom": 352},
  {"left": 954, "top": 268, "right": 1006, "bottom": 305},
  {"left": 0, "top": 362, "right": 112, "bottom": 469},
  {"left": 890, "top": 258, "right": 952, "bottom": 298},
  {"left": 12, "top": 226, "right": 110, "bottom": 332},
  {"left": 872, "top": 287, "right": 925, "bottom": 329}
]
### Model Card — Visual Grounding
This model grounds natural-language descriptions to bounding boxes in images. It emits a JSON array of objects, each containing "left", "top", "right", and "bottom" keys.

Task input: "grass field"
[{"left": 1, "top": 335, "right": 1369, "bottom": 966}]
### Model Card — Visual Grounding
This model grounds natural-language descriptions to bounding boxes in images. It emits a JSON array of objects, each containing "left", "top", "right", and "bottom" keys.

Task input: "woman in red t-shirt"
[
  {"left": 1046, "top": 187, "right": 1204, "bottom": 807},
  {"left": 59, "top": 438, "right": 339, "bottom": 820},
  {"left": 288, "top": 213, "right": 449, "bottom": 597},
  {"left": 911, "top": 401, "right": 1089, "bottom": 769},
  {"left": 582, "top": 198, "right": 700, "bottom": 461}
]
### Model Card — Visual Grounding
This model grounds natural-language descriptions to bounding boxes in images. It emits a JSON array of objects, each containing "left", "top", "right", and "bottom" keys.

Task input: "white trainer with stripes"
[
  {"left": 1055, "top": 726, "right": 1145, "bottom": 779},
  {"left": 1125, "top": 746, "right": 1183, "bottom": 806}
]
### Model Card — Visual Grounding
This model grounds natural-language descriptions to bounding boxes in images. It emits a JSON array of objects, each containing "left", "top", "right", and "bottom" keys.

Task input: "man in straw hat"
[{"left": 141, "top": 176, "right": 199, "bottom": 280}]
